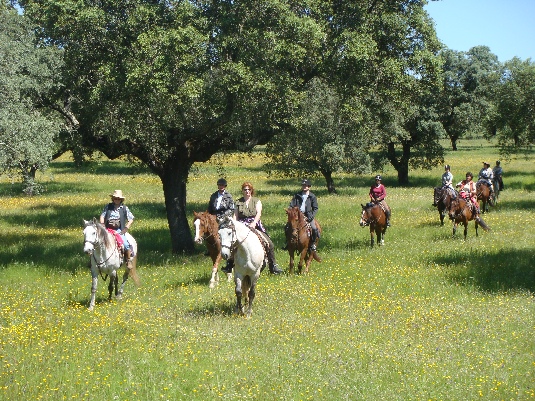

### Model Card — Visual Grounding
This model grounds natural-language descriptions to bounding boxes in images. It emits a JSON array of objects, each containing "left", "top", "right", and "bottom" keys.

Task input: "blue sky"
[{"left": 424, "top": 0, "right": 535, "bottom": 62}]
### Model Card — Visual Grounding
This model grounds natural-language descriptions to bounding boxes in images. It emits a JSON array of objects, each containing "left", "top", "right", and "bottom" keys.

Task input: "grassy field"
[{"left": 1, "top": 139, "right": 534, "bottom": 400}]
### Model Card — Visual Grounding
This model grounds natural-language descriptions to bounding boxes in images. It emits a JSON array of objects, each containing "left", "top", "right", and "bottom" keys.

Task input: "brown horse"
[
  {"left": 285, "top": 207, "right": 321, "bottom": 274},
  {"left": 359, "top": 202, "right": 388, "bottom": 247},
  {"left": 448, "top": 196, "right": 491, "bottom": 240},
  {"left": 476, "top": 181, "right": 493, "bottom": 213},
  {"left": 433, "top": 186, "right": 458, "bottom": 226},
  {"left": 193, "top": 211, "right": 230, "bottom": 288}
]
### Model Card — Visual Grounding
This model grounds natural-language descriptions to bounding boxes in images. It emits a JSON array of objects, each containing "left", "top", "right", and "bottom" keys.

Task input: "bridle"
[
  {"left": 220, "top": 221, "right": 251, "bottom": 253},
  {"left": 84, "top": 224, "right": 119, "bottom": 275}
]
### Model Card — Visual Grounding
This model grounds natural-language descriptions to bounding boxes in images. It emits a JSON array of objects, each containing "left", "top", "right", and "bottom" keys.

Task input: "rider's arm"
[{"left": 251, "top": 199, "right": 262, "bottom": 228}]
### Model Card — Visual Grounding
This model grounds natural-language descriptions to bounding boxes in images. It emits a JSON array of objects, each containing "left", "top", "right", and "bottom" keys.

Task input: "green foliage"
[
  {"left": 0, "top": 5, "right": 64, "bottom": 193},
  {"left": 436, "top": 46, "right": 502, "bottom": 150},
  {"left": 492, "top": 57, "right": 535, "bottom": 153},
  {"left": 1, "top": 140, "right": 534, "bottom": 400}
]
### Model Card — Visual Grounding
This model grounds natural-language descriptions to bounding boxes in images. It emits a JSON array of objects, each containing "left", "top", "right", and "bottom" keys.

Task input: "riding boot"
[
  {"left": 309, "top": 229, "right": 317, "bottom": 251},
  {"left": 125, "top": 249, "right": 133, "bottom": 269},
  {"left": 222, "top": 259, "right": 233, "bottom": 273},
  {"left": 386, "top": 210, "right": 391, "bottom": 227},
  {"left": 266, "top": 246, "right": 283, "bottom": 275}
]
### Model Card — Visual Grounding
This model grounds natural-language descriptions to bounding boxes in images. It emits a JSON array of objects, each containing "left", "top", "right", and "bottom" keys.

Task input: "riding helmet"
[
  {"left": 444, "top": 164, "right": 450, "bottom": 170},
  {"left": 375, "top": 175, "right": 382, "bottom": 181},
  {"left": 217, "top": 178, "right": 227, "bottom": 186},
  {"left": 496, "top": 160, "right": 500, "bottom": 165}
]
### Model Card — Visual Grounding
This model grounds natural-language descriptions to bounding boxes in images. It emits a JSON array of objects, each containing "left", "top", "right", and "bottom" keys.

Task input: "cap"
[
  {"left": 301, "top": 179, "right": 311, "bottom": 187},
  {"left": 217, "top": 178, "right": 227, "bottom": 186}
]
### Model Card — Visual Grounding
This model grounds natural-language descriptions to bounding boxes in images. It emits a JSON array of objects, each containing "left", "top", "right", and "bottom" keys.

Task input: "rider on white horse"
[{"left": 100, "top": 189, "right": 135, "bottom": 269}]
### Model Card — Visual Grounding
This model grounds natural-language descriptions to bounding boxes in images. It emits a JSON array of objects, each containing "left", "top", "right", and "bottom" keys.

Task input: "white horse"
[
  {"left": 83, "top": 218, "right": 140, "bottom": 311},
  {"left": 218, "top": 217, "right": 264, "bottom": 318}
]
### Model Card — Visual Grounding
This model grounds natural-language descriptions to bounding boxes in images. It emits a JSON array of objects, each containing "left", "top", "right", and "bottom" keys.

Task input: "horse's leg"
[
  {"left": 288, "top": 249, "right": 295, "bottom": 275},
  {"left": 463, "top": 223, "right": 468, "bottom": 240},
  {"left": 475, "top": 220, "right": 479, "bottom": 237},
  {"left": 246, "top": 280, "right": 256, "bottom": 318},
  {"left": 108, "top": 275, "right": 114, "bottom": 302},
  {"left": 209, "top": 265, "right": 218, "bottom": 289},
  {"left": 117, "top": 268, "right": 129, "bottom": 299},
  {"left": 379, "top": 228, "right": 385, "bottom": 246},
  {"left": 370, "top": 226, "right": 375, "bottom": 247},
  {"left": 242, "top": 276, "right": 251, "bottom": 317},
  {"left": 234, "top": 276, "right": 243, "bottom": 315},
  {"left": 439, "top": 205, "right": 445, "bottom": 226},
  {"left": 89, "top": 272, "right": 98, "bottom": 311},
  {"left": 452, "top": 222, "right": 457, "bottom": 237},
  {"left": 298, "top": 248, "right": 307, "bottom": 274}
]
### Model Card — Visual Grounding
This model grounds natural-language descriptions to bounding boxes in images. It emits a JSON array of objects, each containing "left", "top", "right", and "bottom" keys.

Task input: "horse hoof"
[{"left": 209, "top": 281, "right": 217, "bottom": 289}]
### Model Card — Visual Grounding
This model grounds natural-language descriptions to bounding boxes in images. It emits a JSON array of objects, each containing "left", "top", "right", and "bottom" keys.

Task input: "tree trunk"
[
  {"left": 387, "top": 141, "right": 410, "bottom": 186},
  {"left": 450, "top": 135, "right": 458, "bottom": 151},
  {"left": 320, "top": 169, "right": 337, "bottom": 194},
  {"left": 160, "top": 157, "right": 195, "bottom": 254}
]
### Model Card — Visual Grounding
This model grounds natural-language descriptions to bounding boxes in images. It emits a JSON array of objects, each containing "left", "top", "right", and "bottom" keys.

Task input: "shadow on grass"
[{"left": 434, "top": 249, "right": 535, "bottom": 293}]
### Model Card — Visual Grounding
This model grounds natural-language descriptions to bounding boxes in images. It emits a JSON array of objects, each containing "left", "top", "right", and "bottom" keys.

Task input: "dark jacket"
[
  {"left": 289, "top": 192, "right": 318, "bottom": 222},
  {"left": 208, "top": 190, "right": 235, "bottom": 218}
]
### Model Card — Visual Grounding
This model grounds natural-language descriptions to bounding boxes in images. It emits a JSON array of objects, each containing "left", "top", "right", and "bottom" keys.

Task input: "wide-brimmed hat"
[{"left": 110, "top": 189, "right": 125, "bottom": 200}]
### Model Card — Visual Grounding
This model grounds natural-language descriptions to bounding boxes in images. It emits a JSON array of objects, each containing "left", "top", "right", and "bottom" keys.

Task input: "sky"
[{"left": 424, "top": 0, "right": 535, "bottom": 62}]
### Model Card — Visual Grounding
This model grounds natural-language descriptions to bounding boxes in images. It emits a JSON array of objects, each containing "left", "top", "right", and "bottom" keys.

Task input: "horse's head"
[
  {"left": 217, "top": 216, "right": 235, "bottom": 260},
  {"left": 193, "top": 211, "right": 208, "bottom": 244},
  {"left": 359, "top": 203, "right": 373, "bottom": 227},
  {"left": 83, "top": 219, "right": 98, "bottom": 254}
]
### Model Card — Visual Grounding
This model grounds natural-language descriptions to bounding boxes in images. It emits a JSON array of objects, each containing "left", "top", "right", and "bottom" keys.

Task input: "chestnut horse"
[
  {"left": 285, "top": 207, "right": 321, "bottom": 274},
  {"left": 433, "top": 186, "right": 457, "bottom": 226},
  {"left": 193, "top": 211, "right": 230, "bottom": 288},
  {"left": 359, "top": 203, "right": 388, "bottom": 247},
  {"left": 476, "top": 181, "right": 493, "bottom": 213},
  {"left": 448, "top": 196, "right": 491, "bottom": 240}
]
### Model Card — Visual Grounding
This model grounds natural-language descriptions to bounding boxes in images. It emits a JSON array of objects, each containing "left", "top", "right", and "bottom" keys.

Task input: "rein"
[{"left": 220, "top": 222, "right": 252, "bottom": 253}]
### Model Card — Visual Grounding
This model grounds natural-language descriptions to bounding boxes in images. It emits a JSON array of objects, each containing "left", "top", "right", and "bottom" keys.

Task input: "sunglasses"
[{"left": 243, "top": 188, "right": 251, "bottom": 191}]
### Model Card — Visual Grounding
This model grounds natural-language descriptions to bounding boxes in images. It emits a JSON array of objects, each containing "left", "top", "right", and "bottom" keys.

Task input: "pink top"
[{"left": 369, "top": 184, "right": 386, "bottom": 201}]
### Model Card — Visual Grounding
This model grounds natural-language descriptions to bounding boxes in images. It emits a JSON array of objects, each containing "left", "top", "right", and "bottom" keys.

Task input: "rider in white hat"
[{"left": 100, "top": 189, "right": 135, "bottom": 268}]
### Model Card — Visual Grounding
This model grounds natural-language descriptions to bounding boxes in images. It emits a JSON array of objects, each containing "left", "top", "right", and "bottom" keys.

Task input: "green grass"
[{"left": 1, "top": 139, "right": 534, "bottom": 400}]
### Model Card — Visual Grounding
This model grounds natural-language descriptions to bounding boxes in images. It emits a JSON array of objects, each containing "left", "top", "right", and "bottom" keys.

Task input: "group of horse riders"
[
  {"left": 434, "top": 160, "right": 504, "bottom": 218},
  {"left": 207, "top": 178, "right": 322, "bottom": 275}
]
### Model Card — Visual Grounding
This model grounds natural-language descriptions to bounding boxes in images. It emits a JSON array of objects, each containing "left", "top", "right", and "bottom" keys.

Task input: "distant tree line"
[{"left": 2, "top": 0, "right": 534, "bottom": 251}]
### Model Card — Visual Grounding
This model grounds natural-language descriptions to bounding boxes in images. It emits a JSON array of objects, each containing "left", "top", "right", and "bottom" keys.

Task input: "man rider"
[
  {"left": 478, "top": 161, "right": 494, "bottom": 194},
  {"left": 287, "top": 179, "right": 320, "bottom": 251},
  {"left": 492, "top": 160, "right": 504, "bottom": 191}
]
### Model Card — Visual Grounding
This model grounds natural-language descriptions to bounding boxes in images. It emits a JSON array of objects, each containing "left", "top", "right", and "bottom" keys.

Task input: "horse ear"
[{"left": 82, "top": 219, "right": 89, "bottom": 227}]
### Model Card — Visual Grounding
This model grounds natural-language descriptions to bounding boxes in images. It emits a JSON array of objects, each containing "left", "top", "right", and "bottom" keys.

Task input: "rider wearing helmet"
[
  {"left": 208, "top": 178, "right": 235, "bottom": 272},
  {"left": 369, "top": 175, "right": 391, "bottom": 227},
  {"left": 287, "top": 178, "right": 320, "bottom": 251}
]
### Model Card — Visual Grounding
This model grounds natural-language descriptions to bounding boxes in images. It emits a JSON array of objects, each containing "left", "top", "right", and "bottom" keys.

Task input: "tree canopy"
[
  {"left": 16, "top": 0, "right": 445, "bottom": 250},
  {"left": 0, "top": 4, "right": 64, "bottom": 194}
]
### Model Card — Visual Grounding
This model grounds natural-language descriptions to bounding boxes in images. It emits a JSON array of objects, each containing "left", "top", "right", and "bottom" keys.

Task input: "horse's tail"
[
  {"left": 312, "top": 250, "right": 321, "bottom": 263},
  {"left": 475, "top": 216, "right": 491, "bottom": 232},
  {"left": 129, "top": 255, "right": 141, "bottom": 287}
]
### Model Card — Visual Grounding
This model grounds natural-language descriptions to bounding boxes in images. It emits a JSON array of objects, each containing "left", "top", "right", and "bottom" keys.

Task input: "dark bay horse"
[
  {"left": 193, "top": 211, "right": 229, "bottom": 288},
  {"left": 448, "top": 197, "right": 491, "bottom": 240},
  {"left": 476, "top": 181, "right": 493, "bottom": 213},
  {"left": 359, "top": 203, "right": 388, "bottom": 247},
  {"left": 285, "top": 207, "right": 321, "bottom": 274},
  {"left": 433, "top": 186, "right": 457, "bottom": 226}
]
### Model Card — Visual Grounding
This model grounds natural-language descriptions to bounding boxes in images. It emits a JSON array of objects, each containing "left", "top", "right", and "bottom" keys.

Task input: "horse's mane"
[
  {"left": 94, "top": 220, "right": 114, "bottom": 249},
  {"left": 287, "top": 206, "right": 305, "bottom": 224}
]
